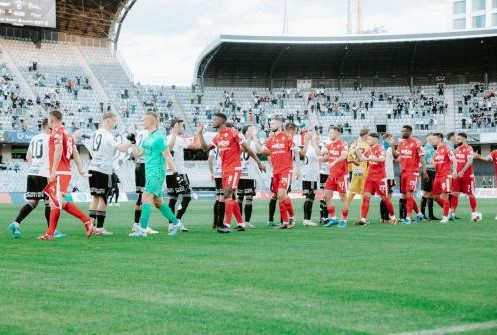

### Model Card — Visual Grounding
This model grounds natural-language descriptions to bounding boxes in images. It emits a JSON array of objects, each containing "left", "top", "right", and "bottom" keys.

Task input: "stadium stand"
[{"left": 0, "top": 24, "right": 496, "bottom": 192}]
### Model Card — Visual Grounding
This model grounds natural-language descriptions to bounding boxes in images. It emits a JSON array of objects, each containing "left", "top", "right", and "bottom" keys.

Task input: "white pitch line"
[{"left": 391, "top": 320, "right": 497, "bottom": 335}]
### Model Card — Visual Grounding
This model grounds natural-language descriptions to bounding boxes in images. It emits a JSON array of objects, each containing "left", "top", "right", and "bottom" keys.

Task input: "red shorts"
[
  {"left": 363, "top": 177, "right": 388, "bottom": 196},
  {"left": 221, "top": 169, "right": 242, "bottom": 190},
  {"left": 432, "top": 175, "right": 452, "bottom": 195},
  {"left": 452, "top": 176, "right": 474, "bottom": 195},
  {"left": 43, "top": 173, "right": 71, "bottom": 208},
  {"left": 400, "top": 173, "right": 419, "bottom": 193},
  {"left": 324, "top": 175, "right": 348, "bottom": 194},
  {"left": 271, "top": 170, "right": 292, "bottom": 193}
]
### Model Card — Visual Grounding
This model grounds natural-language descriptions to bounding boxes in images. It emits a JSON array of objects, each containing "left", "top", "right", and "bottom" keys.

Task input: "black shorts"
[
  {"left": 89, "top": 170, "right": 111, "bottom": 196},
  {"left": 166, "top": 174, "right": 191, "bottom": 196},
  {"left": 320, "top": 174, "right": 329, "bottom": 189},
  {"left": 135, "top": 163, "right": 145, "bottom": 193},
  {"left": 237, "top": 179, "right": 256, "bottom": 196},
  {"left": 387, "top": 179, "right": 396, "bottom": 193},
  {"left": 302, "top": 180, "right": 318, "bottom": 196},
  {"left": 422, "top": 170, "right": 436, "bottom": 192},
  {"left": 215, "top": 177, "right": 223, "bottom": 196},
  {"left": 26, "top": 175, "right": 48, "bottom": 200}
]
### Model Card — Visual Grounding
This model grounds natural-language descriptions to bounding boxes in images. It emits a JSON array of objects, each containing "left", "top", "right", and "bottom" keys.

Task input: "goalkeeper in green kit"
[{"left": 127, "top": 112, "right": 186, "bottom": 237}]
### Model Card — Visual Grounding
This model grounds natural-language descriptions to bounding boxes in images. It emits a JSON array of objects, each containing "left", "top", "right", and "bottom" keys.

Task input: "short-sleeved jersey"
[
  {"left": 423, "top": 144, "right": 436, "bottom": 171},
  {"left": 241, "top": 140, "right": 258, "bottom": 180},
  {"left": 49, "top": 125, "right": 74, "bottom": 174},
  {"left": 212, "top": 127, "right": 243, "bottom": 172},
  {"left": 209, "top": 147, "right": 222, "bottom": 178},
  {"left": 455, "top": 144, "right": 474, "bottom": 178},
  {"left": 134, "top": 130, "right": 149, "bottom": 164},
  {"left": 265, "top": 131, "right": 295, "bottom": 174},
  {"left": 88, "top": 128, "right": 118, "bottom": 175},
  {"left": 302, "top": 145, "right": 319, "bottom": 182},
  {"left": 141, "top": 130, "right": 167, "bottom": 176},
  {"left": 364, "top": 144, "right": 386, "bottom": 180},
  {"left": 325, "top": 138, "right": 348, "bottom": 178},
  {"left": 352, "top": 140, "right": 370, "bottom": 176},
  {"left": 166, "top": 135, "right": 192, "bottom": 175},
  {"left": 490, "top": 150, "right": 497, "bottom": 177},
  {"left": 27, "top": 133, "right": 49, "bottom": 178},
  {"left": 397, "top": 137, "right": 423, "bottom": 174},
  {"left": 433, "top": 143, "right": 455, "bottom": 177}
]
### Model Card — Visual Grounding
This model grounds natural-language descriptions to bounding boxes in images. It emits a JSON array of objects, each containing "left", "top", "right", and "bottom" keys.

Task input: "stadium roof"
[
  {"left": 0, "top": 1, "right": 136, "bottom": 44},
  {"left": 194, "top": 29, "right": 497, "bottom": 87}
]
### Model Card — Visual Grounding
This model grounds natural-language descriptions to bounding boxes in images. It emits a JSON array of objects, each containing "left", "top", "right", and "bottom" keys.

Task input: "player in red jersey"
[
  {"left": 450, "top": 133, "right": 480, "bottom": 221},
  {"left": 197, "top": 113, "right": 265, "bottom": 233},
  {"left": 261, "top": 118, "right": 299, "bottom": 229},
  {"left": 431, "top": 133, "right": 457, "bottom": 224},
  {"left": 475, "top": 148, "right": 497, "bottom": 220},
  {"left": 37, "top": 110, "right": 94, "bottom": 240},
  {"left": 320, "top": 126, "right": 350, "bottom": 228},
  {"left": 388, "top": 125, "right": 426, "bottom": 224},
  {"left": 356, "top": 133, "right": 396, "bottom": 225}
]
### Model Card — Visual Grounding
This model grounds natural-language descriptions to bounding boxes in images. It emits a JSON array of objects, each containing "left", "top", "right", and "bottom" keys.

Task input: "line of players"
[{"left": 7, "top": 110, "right": 497, "bottom": 239}]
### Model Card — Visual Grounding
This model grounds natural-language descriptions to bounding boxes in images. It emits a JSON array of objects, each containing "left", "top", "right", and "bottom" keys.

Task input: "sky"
[{"left": 118, "top": 0, "right": 449, "bottom": 85}]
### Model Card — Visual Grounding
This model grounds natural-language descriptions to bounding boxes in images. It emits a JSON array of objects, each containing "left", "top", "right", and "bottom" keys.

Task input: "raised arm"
[{"left": 196, "top": 122, "right": 215, "bottom": 152}]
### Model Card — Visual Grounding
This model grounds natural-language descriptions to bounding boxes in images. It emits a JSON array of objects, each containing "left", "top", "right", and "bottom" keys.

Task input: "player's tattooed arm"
[
  {"left": 386, "top": 136, "right": 399, "bottom": 159},
  {"left": 163, "top": 148, "right": 177, "bottom": 173}
]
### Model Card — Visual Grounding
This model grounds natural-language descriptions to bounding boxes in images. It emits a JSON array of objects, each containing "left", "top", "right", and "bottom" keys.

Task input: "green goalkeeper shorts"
[{"left": 144, "top": 174, "right": 165, "bottom": 198}]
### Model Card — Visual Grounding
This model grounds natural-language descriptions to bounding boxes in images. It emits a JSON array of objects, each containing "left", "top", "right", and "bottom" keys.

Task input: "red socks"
[
  {"left": 361, "top": 196, "right": 370, "bottom": 219},
  {"left": 284, "top": 198, "right": 294, "bottom": 217},
  {"left": 442, "top": 199, "right": 450, "bottom": 217},
  {"left": 279, "top": 201, "right": 288, "bottom": 223},
  {"left": 47, "top": 208, "right": 60, "bottom": 236},
  {"left": 450, "top": 196, "right": 459, "bottom": 213},
  {"left": 469, "top": 195, "right": 477, "bottom": 212},
  {"left": 232, "top": 199, "right": 243, "bottom": 224},
  {"left": 382, "top": 196, "right": 395, "bottom": 216},
  {"left": 406, "top": 195, "right": 414, "bottom": 217},
  {"left": 63, "top": 202, "right": 90, "bottom": 223},
  {"left": 341, "top": 209, "right": 349, "bottom": 220},
  {"left": 327, "top": 206, "right": 336, "bottom": 217},
  {"left": 224, "top": 199, "right": 235, "bottom": 225}
]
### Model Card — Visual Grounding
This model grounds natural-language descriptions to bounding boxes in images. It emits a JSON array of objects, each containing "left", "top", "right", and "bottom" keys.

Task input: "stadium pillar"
[
  {"left": 484, "top": 72, "right": 488, "bottom": 90},
  {"left": 409, "top": 76, "right": 414, "bottom": 93}
]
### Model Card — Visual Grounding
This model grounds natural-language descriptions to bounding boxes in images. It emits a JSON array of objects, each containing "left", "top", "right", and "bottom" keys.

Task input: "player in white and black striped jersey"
[
  {"left": 166, "top": 119, "right": 203, "bottom": 232},
  {"left": 87, "top": 113, "right": 132, "bottom": 235},
  {"left": 300, "top": 130, "right": 321, "bottom": 226},
  {"left": 9, "top": 119, "right": 66, "bottom": 238},
  {"left": 237, "top": 125, "right": 262, "bottom": 229},
  {"left": 208, "top": 146, "right": 223, "bottom": 228},
  {"left": 319, "top": 152, "right": 330, "bottom": 224}
]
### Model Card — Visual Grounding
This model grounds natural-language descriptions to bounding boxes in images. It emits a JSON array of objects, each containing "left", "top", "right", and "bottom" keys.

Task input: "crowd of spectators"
[{"left": 457, "top": 84, "right": 497, "bottom": 130}]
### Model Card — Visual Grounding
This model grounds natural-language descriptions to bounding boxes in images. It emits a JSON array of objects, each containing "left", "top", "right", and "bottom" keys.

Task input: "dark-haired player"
[
  {"left": 300, "top": 130, "right": 321, "bottom": 226},
  {"left": 431, "top": 133, "right": 456, "bottom": 224},
  {"left": 197, "top": 113, "right": 265, "bottom": 233}
]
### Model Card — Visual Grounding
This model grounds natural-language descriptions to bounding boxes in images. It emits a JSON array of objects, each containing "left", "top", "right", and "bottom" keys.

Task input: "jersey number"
[
  {"left": 33, "top": 139, "right": 43, "bottom": 159},
  {"left": 93, "top": 134, "right": 102, "bottom": 152}
]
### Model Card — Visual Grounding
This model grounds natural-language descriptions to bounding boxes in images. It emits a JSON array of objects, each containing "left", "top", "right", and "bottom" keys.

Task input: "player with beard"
[
  {"left": 431, "top": 133, "right": 457, "bottom": 224},
  {"left": 387, "top": 125, "right": 426, "bottom": 225},
  {"left": 261, "top": 119, "right": 299, "bottom": 229},
  {"left": 197, "top": 113, "right": 265, "bottom": 233},
  {"left": 450, "top": 133, "right": 480, "bottom": 221},
  {"left": 321, "top": 127, "right": 350, "bottom": 228}
]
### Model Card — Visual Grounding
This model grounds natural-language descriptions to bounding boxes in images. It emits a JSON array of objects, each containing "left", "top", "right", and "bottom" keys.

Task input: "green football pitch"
[{"left": 0, "top": 199, "right": 496, "bottom": 335}]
